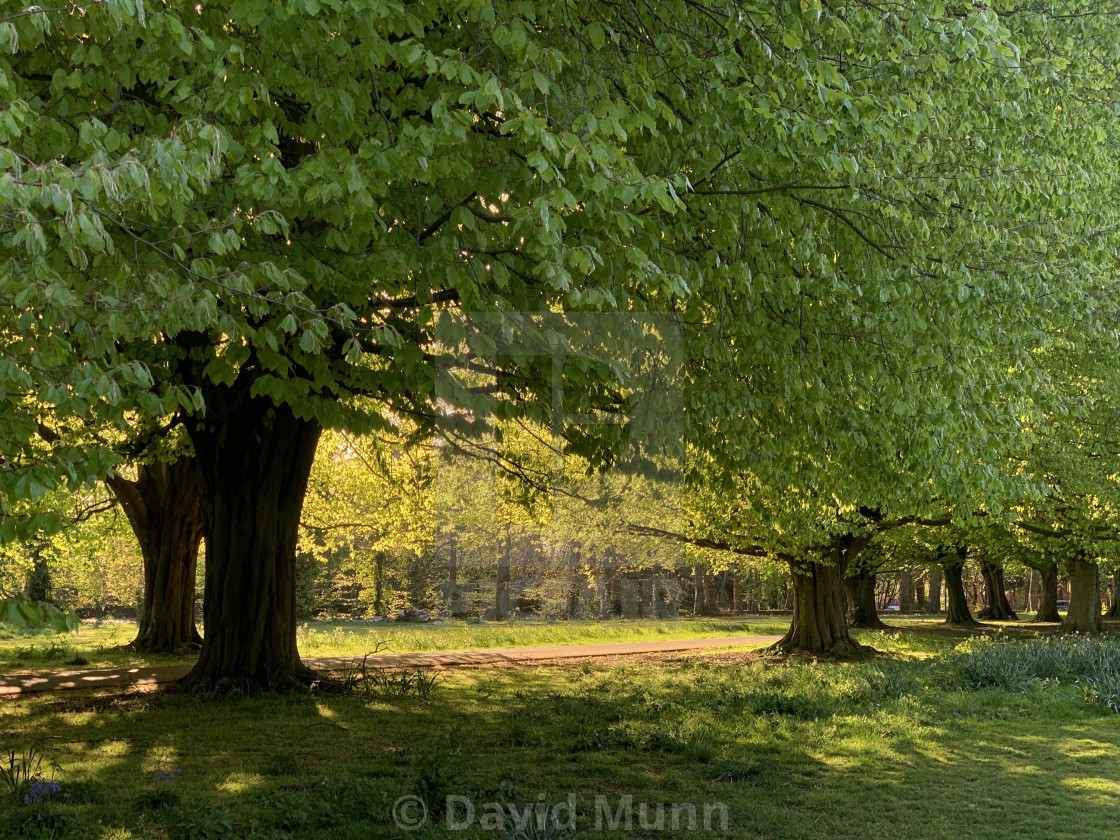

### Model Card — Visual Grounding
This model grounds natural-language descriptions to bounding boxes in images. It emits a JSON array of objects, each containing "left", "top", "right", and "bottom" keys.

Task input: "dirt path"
[{"left": 0, "top": 635, "right": 782, "bottom": 698}]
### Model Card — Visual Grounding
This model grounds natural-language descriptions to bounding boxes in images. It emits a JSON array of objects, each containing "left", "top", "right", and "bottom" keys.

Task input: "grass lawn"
[
  {"left": 3, "top": 628, "right": 1120, "bottom": 839},
  {"left": 0, "top": 616, "right": 793, "bottom": 675}
]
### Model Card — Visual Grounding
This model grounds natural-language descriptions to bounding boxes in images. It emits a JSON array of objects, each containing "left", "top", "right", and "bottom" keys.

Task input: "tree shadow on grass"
[{"left": 4, "top": 659, "right": 1120, "bottom": 839}]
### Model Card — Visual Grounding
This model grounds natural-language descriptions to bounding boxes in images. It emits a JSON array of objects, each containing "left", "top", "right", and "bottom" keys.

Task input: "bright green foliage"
[
  {"left": 1, "top": 0, "right": 717, "bottom": 487},
  {"left": 971, "top": 338, "right": 1120, "bottom": 574},
  {"left": 4, "top": 0, "right": 1120, "bottom": 596},
  {"left": 0, "top": 595, "right": 78, "bottom": 633},
  {"left": 676, "top": 3, "right": 1120, "bottom": 552}
]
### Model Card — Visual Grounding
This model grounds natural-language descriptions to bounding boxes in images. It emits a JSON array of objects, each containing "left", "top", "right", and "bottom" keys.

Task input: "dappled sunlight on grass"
[
  {"left": 0, "top": 616, "right": 791, "bottom": 676},
  {"left": 5, "top": 634, "right": 1120, "bottom": 838}
]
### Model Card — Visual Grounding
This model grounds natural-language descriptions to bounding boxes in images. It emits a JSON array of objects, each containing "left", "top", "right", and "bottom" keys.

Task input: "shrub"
[{"left": 948, "top": 635, "right": 1120, "bottom": 711}]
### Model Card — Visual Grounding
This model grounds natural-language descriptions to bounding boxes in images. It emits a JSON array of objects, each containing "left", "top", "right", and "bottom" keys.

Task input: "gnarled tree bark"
[
  {"left": 496, "top": 526, "right": 511, "bottom": 620},
  {"left": 176, "top": 392, "right": 322, "bottom": 693},
  {"left": 770, "top": 535, "right": 874, "bottom": 657},
  {"left": 693, "top": 565, "right": 707, "bottom": 616},
  {"left": 1064, "top": 554, "right": 1102, "bottom": 634},
  {"left": 108, "top": 458, "right": 204, "bottom": 653}
]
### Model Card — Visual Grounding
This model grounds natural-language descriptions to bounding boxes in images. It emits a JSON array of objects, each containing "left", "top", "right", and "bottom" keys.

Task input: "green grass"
[
  {"left": 0, "top": 617, "right": 792, "bottom": 675},
  {"left": 0, "top": 622, "right": 186, "bottom": 673},
  {"left": 295, "top": 616, "right": 791, "bottom": 657},
  {"left": 3, "top": 630, "right": 1120, "bottom": 839}
]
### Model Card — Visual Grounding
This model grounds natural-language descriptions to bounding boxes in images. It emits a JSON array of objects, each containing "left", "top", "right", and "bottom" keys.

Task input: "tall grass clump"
[{"left": 949, "top": 635, "right": 1120, "bottom": 707}]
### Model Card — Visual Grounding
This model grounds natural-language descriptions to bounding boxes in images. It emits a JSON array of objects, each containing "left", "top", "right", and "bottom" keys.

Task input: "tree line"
[{"left": 4, "top": 1, "right": 1120, "bottom": 689}]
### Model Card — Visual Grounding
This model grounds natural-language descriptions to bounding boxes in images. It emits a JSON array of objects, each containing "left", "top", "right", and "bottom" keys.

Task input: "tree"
[
  {"left": 9, "top": 1, "right": 1120, "bottom": 675},
  {"left": 106, "top": 457, "right": 204, "bottom": 652},
  {"left": 844, "top": 542, "right": 888, "bottom": 630},
  {"left": 942, "top": 545, "right": 978, "bottom": 628},
  {"left": 3, "top": 0, "right": 743, "bottom": 689},
  {"left": 976, "top": 561, "right": 1017, "bottom": 621},
  {"left": 673, "top": 3, "right": 1120, "bottom": 654}
]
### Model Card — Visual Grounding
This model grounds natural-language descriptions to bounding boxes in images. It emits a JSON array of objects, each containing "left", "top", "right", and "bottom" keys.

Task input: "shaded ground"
[{"left": 4, "top": 632, "right": 1120, "bottom": 839}]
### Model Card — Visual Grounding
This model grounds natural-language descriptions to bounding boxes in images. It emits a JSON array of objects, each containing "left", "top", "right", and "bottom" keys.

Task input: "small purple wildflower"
[
  {"left": 148, "top": 767, "right": 182, "bottom": 788},
  {"left": 23, "top": 779, "right": 67, "bottom": 806}
]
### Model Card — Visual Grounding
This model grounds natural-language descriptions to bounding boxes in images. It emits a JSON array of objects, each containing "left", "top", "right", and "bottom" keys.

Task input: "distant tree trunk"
[
  {"left": 496, "top": 527, "right": 511, "bottom": 621},
  {"left": 926, "top": 568, "right": 942, "bottom": 613},
  {"left": 373, "top": 552, "right": 386, "bottom": 615},
  {"left": 732, "top": 574, "right": 742, "bottom": 613},
  {"left": 898, "top": 569, "right": 915, "bottom": 614},
  {"left": 1105, "top": 569, "right": 1120, "bottom": 620},
  {"left": 770, "top": 535, "right": 874, "bottom": 657},
  {"left": 705, "top": 571, "right": 720, "bottom": 613},
  {"left": 25, "top": 543, "right": 52, "bottom": 603},
  {"left": 693, "top": 565, "right": 706, "bottom": 616},
  {"left": 1033, "top": 562, "right": 1060, "bottom": 622},
  {"left": 108, "top": 458, "right": 205, "bottom": 653},
  {"left": 746, "top": 569, "right": 759, "bottom": 614},
  {"left": 977, "top": 562, "right": 1017, "bottom": 621},
  {"left": 566, "top": 546, "right": 582, "bottom": 619},
  {"left": 446, "top": 539, "right": 458, "bottom": 617},
  {"left": 1064, "top": 554, "right": 1102, "bottom": 634},
  {"left": 176, "top": 393, "right": 322, "bottom": 693},
  {"left": 943, "top": 547, "right": 977, "bottom": 626},
  {"left": 845, "top": 568, "right": 886, "bottom": 629}
]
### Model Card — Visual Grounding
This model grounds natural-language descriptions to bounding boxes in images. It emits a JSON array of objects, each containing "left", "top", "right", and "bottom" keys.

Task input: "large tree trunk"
[
  {"left": 1033, "top": 562, "right": 1060, "bottom": 623},
  {"left": 1105, "top": 569, "right": 1120, "bottom": 620},
  {"left": 176, "top": 396, "right": 322, "bottom": 693},
  {"left": 943, "top": 548, "right": 977, "bottom": 626},
  {"left": 1064, "top": 554, "right": 1102, "bottom": 634},
  {"left": 977, "top": 562, "right": 1017, "bottom": 621},
  {"left": 770, "top": 536, "right": 873, "bottom": 657},
  {"left": 926, "top": 568, "right": 942, "bottom": 614},
  {"left": 845, "top": 567, "right": 886, "bottom": 629},
  {"left": 108, "top": 458, "right": 205, "bottom": 653}
]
